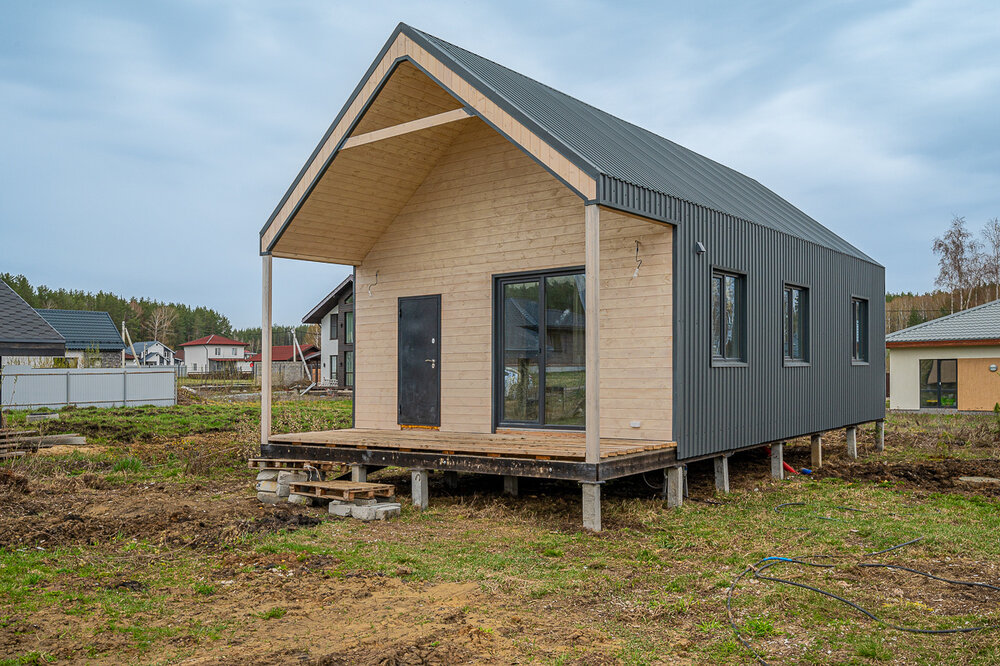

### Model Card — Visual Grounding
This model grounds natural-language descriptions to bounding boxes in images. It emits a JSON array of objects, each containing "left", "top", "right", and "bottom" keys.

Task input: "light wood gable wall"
[
  {"left": 354, "top": 119, "right": 673, "bottom": 441},
  {"left": 261, "top": 32, "right": 597, "bottom": 263}
]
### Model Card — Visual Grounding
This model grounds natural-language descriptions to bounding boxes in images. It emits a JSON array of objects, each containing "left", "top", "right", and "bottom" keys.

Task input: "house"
[
  {"left": 248, "top": 344, "right": 321, "bottom": 385},
  {"left": 180, "top": 334, "right": 250, "bottom": 374},
  {"left": 125, "top": 340, "right": 178, "bottom": 366},
  {"left": 302, "top": 276, "right": 355, "bottom": 388},
  {"left": 32, "top": 309, "right": 125, "bottom": 368},
  {"left": 255, "top": 24, "right": 885, "bottom": 529},
  {"left": 887, "top": 300, "right": 1000, "bottom": 411},
  {"left": 0, "top": 280, "right": 66, "bottom": 364}
]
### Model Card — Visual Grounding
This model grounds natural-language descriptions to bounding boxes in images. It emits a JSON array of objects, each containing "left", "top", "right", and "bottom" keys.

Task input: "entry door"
[{"left": 398, "top": 295, "right": 441, "bottom": 426}]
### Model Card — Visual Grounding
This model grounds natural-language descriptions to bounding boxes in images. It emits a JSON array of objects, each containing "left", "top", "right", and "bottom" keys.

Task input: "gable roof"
[
  {"left": 181, "top": 334, "right": 248, "bottom": 347},
  {"left": 247, "top": 345, "right": 320, "bottom": 363},
  {"left": 887, "top": 300, "right": 1000, "bottom": 346},
  {"left": 262, "top": 23, "right": 874, "bottom": 265},
  {"left": 126, "top": 341, "right": 174, "bottom": 358},
  {"left": 34, "top": 309, "right": 124, "bottom": 352},
  {"left": 302, "top": 275, "right": 354, "bottom": 324},
  {"left": 0, "top": 281, "right": 66, "bottom": 357}
]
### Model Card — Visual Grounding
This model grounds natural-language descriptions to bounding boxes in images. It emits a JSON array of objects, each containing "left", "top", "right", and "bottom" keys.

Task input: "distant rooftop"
[
  {"left": 887, "top": 299, "right": 1000, "bottom": 346},
  {"left": 34, "top": 309, "right": 123, "bottom": 352}
]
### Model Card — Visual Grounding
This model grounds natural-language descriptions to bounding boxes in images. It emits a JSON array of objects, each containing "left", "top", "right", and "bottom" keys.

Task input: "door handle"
[{"left": 424, "top": 359, "right": 436, "bottom": 369}]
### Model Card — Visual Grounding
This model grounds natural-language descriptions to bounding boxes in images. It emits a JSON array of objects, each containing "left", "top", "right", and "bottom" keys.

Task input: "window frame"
[
  {"left": 710, "top": 268, "right": 747, "bottom": 367},
  {"left": 782, "top": 282, "right": 810, "bottom": 366},
  {"left": 329, "top": 313, "right": 337, "bottom": 340},
  {"left": 851, "top": 296, "right": 869, "bottom": 365},
  {"left": 492, "top": 265, "right": 586, "bottom": 431}
]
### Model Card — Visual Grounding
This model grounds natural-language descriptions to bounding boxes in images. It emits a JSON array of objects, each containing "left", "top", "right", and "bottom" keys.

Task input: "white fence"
[{"left": 0, "top": 366, "right": 176, "bottom": 410}]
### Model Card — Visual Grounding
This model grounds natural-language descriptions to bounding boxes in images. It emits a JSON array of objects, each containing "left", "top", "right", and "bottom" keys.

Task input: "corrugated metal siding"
[{"left": 672, "top": 203, "right": 885, "bottom": 460}]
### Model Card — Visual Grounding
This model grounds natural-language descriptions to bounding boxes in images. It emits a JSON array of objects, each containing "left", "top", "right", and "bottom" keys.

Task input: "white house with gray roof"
[{"left": 887, "top": 299, "right": 1000, "bottom": 411}]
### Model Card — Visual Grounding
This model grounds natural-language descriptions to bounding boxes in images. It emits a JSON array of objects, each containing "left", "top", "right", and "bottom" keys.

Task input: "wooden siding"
[
  {"left": 355, "top": 119, "right": 672, "bottom": 441},
  {"left": 957, "top": 357, "right": 1000, "bottom": 411},
  {"left": 263, "top": 33, "right": 597, "bottom": 258}
]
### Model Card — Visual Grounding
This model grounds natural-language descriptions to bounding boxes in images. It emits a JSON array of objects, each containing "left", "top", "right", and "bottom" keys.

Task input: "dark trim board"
[{"left": 261, "top": 443, "right": 678, "bottom": 483}]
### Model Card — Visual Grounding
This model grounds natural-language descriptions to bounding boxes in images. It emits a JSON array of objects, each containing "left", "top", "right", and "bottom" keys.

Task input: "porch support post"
[
  {"left": 666, "top": 466, "right": 683, "bottom": 508},
  {"left": 503, "top": 475, "right": 519, "bottom": 497},
  {"left": 714, "top": 455, "right": 730, "bottom": 494},
  {"left": 875, "top": 420, "right": 885, "bottom": 453},
  {"left": 810, "top": 434, "right": 823, "bottom": 469},
  {"left": 581, "top": 482, "right": 601, "bottom": 531},
  {"left": 260, "top": 254, "right": 273, "bottom": 450},
  {"left": 444, "top": 471, "right": 459, "bottom": 490},
  {"left": 771, "top": 443, "right": 784, "bottom": 480},
  {"left": 846, "top": 426, "right": 858, "bottom": 460},
  {"left": 411, "top": 468, "right": 429, "bottom": 510},
  {"left": 351, "top": 465, "right": 367, "bottom": 483},
  {"left": 584, "top": 203, "right": 600, "bottom": 466}
]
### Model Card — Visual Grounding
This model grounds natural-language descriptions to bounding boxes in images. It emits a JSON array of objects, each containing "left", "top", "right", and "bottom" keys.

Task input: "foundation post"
[
  {"left": 875, "top": 420, "right": 885, "bottom": 453},
  {"left": 666, "top": 466, "right": 684, "bottom": 508},
  {"left": 503, "top": 475, "right": 519, "bottom": 497},
  {"left": 260, "top": 255, "right": 272, "bottom": 450},
  {"left": 411, "top": 468, "right": 429, "bottom": 510},
  {"left": 444, "top": 471, "right": 459, "bottom": 490},
  {"left": 581, "top": 482, "right": 601, "bottom": 531},
  {"left": 351, "top": 465, "right": 367, "bottom": 483},
  {"left": 714, "top": 455, "right": 730, "bottom": 494},
  {"left": 771, "top": 443, "right": 784, "bottom": 480},
  {"left": 810, "top": 434, "right": 823, "bottom": 469},
  {"left": 846, "top": 426, "right": 858, "bottom": 460}
]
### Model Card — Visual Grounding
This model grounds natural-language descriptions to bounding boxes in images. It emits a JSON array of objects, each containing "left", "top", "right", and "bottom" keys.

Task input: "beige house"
[{"left": 888, "top": 300, "right": 1000, "bottom": 411}]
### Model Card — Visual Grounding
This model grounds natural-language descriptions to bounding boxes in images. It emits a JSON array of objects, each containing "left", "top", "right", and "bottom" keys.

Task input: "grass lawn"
[{"left": 1, "top": 404, "right": 999, "bottom": 664}]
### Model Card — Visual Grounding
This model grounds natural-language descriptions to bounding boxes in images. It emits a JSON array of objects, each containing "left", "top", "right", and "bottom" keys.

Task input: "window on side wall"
[
  {"left": 711, "top": 271, "right": 745, "bottom": 364},
  {"left": 851, "top": 297, "right": 869, "bottom": 363},
  {"left": 330, "top": 314, "right": 337, "bottom": 340},
  {"left": 783, "top": 285, "right": 808, "bottom": 363}
]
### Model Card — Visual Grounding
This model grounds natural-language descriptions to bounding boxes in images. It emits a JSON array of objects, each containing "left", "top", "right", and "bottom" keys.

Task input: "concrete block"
[
  {"left": 287, "top": 493, "right": 312, "bottom": 506},
  {"left": 374, "top": 503, "right": 401, "bottom": 520},
  {"left": 351, "top": 505, "right": 377, "bottom": 521},
  {"left": 811, "top": 435, "right": 823, "bottom": 469},
  {"left": 257, "top": 491, "right": 281, "bottom": 505},
  {"left": 256, "top": 480, "right": 279, "bottom": 493},
  {"left": 875, "top": 420, "right": 885, "bottom": 453},
  {"left": 443, "top": 471, "right": 459, "bottom": 490},
  {"left": 354, "top": 498, "right": 378, "bottom": 506},
  {"left": 503, "top": 475, "right": 519, "bottom": 497},
  {"left": 665, "top": 467, "right": 683, "bottom": 508},
  {"left": 581, "top": 482, "right": 601, "bottom": 531},
  {"left": 771, "top": 443, "right": 784, "bottom": 480},
  {"left": 411, "top": 468, "right": 429, "bottom": 510},
  {"left": 351, "top": 465, "right": 368, "bottom": 483},
  {"left": 714, "top": 456, "right": 729, "bottom": 494},
  {"left": 846, "top": 427, "right": 858, "bottom": 460},
  {"left": 256, "top": 470, "right": 279, "bottom": 482},
  {"left": 329, "top": 503, "right": 353, "bottom": 517}
]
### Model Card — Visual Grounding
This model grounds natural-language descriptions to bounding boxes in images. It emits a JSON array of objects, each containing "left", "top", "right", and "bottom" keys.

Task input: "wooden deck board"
[{"left": 268, "top": 428, "right": 676, "bottom": 462}]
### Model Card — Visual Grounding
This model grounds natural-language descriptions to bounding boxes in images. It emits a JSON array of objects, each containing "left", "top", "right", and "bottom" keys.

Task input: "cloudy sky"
[{"left": 2, "top": 0, "right": 998, "bottom": 328}]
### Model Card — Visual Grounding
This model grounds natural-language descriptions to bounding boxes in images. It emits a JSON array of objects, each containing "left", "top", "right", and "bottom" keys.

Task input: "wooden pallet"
[
  {"left": 288, "top": 480, "right": 395, "bottom": 501},
  {"left": 247, "top": 458, "right": 350, "bottom": 474}
]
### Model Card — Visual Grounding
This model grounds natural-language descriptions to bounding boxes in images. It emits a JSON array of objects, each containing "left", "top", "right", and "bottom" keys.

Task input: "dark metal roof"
[
  {"left": 403, "top": 24, "right": 875, "bottom": 264},
  {"left": 886, "top": 300, "right": 1000, "bottom": 344},
  {"left": 302, "top": 275, "right": 354, "bottom": 324},
  {"left": 0, "top": 281, "right": 66, "bottom": 357},
  {"left": 34, "top": 309, "right": 125, "bottom": 352}
]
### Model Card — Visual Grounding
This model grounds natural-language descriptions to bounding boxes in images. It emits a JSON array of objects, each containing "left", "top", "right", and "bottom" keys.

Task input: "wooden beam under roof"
[{"left": 342, "top": 108, "right": 472, "bottom": 150}]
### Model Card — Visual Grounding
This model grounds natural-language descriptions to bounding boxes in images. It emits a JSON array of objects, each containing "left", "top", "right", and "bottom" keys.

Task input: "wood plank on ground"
[{"left": 288, "top": 480, "right": 395, "bottom": 501}]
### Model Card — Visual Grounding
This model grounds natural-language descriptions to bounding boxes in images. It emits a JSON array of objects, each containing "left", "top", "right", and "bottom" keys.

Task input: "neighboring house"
[
  {"left": 0, "top": 280, "right": 66, "bottom": 364},
  {"left": 247, "top": 344, "right": 321, "bottom": 365},
  {"left": 124, "top": 340, "right": 177, "bottom": 366},
  {"left": 256, "top": 25, "right": 885, "bottom": 529},
  {"left": 302, "top": 276, "right": 354, "bottom": 388},
  {"left": 180, "top": 335, "right": 250, "bottom": 374},
  {"left": 887, "top": 300, "right": 1000, "bottom": 411},
  {"left": 31, "top": 309, "right": 125, "bottom": 368}
]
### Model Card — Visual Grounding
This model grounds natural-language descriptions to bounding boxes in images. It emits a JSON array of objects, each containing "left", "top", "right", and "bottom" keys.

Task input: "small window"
[
  {"left": 711, "top": 271, "right": 744, "bottom": 363},
  {"left": 214, "top": 347, "right": 220, "bottom": 356},
  {"left": 344, "top": 350, "right": 355, "bottom": 387},
  {"left": 345, "top": 311, "right": 355, "bottom": 345},
  {"left": 783, "top": 285, "right": 808, "bottom": 363},
  {"left": 851, "top": 298, "right": 869, "bottom": 363},
  {"left": 232, "top": 347, "right": 237, "bottom": 356},
  {"left": 330, "top": 314, "right": 337, "bottom": 340}
]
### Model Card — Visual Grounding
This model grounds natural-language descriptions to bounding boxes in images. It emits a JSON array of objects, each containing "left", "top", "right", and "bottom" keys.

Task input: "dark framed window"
[
  {"left": 344, "top": 350, "right": 355, "bottom": 388},
  {"left": 851, "top": 297, "right": 869, "bottom": 362},
  {"left": 919, "top": 359, "right": 957, "bottom": 408},
  {"left": 330, "top": 313, "right": 337, "bottom": 340},
  {"left": 494, "top": 267, "right": 585, "bottom": 428},
  {"left": 783, "top": 285, "right": 808, "bottom": 363},
  {"left": 344, "top": 311, "right": 355, "bottom": 344},
  {"left": 711, "top": 270, "right": 745, "bottom": 363}
]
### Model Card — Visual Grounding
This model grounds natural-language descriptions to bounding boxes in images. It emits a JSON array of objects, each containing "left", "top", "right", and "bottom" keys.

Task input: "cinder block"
[
  {"left": 329, "top": 503, "right": 353, "bottom": 517},
  {"left": 287, "top": 493, "right": 312, "bottom": 506},
  {"left": 277, "top": 471, "right": 309, "bottom": 485},
  {"left": 354, "top": 498, "right": 378, "bottom": 506},
  {"left": 374, "top": 503, "right": 401, "bottom": 520},
  {"left": 257, "top": 491, "right": 280, "bottom": 505},
  {"left": 256, "top": 470, "right": 279, "bottom": 482},
  {"left": 351, "top": 505, "right": 377, "bottom": 521},
  {"left": 256, "top": 480, "right": 279, "bottom": 493}
]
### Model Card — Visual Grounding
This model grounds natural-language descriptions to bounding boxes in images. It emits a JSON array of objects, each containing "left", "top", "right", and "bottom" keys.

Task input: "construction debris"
[{"left": 0, "top": 430, "right": 86, "bottom": 457}]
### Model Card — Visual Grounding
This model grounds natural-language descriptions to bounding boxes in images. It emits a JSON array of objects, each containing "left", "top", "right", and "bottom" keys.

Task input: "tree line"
[{"left": 886, "top": 216, "right": 1000, "bottom": 333}]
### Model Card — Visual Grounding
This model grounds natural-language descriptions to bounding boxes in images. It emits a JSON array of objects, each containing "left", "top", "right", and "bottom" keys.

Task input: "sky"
[{"left": 2, "top": 0, "right": 999, "bottom": 328}]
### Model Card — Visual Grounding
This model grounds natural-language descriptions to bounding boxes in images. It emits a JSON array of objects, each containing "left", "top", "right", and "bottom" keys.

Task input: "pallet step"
[
  {"left": 247, "top": 458, "right": 349, "bottom": 473},
  {"left": 288, "top": 480, "right": 395, "bottom": 502}
]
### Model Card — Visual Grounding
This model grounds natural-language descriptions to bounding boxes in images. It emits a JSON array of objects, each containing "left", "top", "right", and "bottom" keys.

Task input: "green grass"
[{"left": 255, "top": 606, "right": 287, "bottom": 620}]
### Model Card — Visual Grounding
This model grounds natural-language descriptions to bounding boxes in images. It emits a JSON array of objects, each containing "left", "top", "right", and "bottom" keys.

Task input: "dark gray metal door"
[{"left": 398, "top": 295, "right": 441, "bottom": 426}]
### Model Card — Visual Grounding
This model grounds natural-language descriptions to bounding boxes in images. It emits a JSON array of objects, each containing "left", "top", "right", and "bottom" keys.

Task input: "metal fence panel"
[{"left": 1, "top": 366, "right": 176, "bottom": 410}]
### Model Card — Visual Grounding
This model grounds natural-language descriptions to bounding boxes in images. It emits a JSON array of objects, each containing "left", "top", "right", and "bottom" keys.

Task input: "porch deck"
[{"left": 263, "top": 428, "right": 678, "bottom": 482}]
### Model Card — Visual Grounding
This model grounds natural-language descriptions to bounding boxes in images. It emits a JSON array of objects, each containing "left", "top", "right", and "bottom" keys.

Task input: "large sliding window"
[
  {"left": 496, "top": 268, "right": 585, "bottom": 428},
  {"left": 711, "top": 270, "right": 745, "bottom": 363},
  {"left": 919, "top": 359, "right": 957, "bottom": 408},
  {"left": 783, "top": 285, "right": 808, "bottom": 363}
]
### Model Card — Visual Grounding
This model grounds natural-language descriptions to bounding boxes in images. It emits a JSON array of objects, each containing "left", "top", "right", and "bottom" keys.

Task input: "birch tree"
[
  {"left": 981, "top": 217, "right": 1000, "bottom": 302},
  {"left": 932, "top": 216, "right": 982, "bottom": 312}
]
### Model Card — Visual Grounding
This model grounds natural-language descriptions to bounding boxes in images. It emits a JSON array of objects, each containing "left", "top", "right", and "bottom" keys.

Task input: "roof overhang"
[
  {"left": 886, "top": 339, "right": 1000, "bottom": 349},
  {"left": 260, "top": 25, "right": 598, "bottom": 265},
  {"left": 0, "top": 341, "right": 66, "bottom": 357}
]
